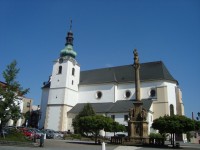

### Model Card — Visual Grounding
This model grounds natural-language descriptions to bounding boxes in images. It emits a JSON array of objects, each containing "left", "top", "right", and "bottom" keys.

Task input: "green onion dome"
[
  {"left": 60, "top": 22, "right": 77, "bottom": 58},
  {"left": 60, "top": 44, "right": 77, "bottom": 58}
]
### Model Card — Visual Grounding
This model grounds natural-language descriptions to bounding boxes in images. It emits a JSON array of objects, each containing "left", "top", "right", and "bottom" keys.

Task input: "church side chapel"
[{"left": 39, "top": 23, "right": 184, "bottom": 139}]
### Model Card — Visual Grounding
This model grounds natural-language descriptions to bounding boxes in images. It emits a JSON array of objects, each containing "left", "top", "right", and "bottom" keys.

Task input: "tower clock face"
[{"left": 59, "top": 58, "right": 63, "bottom": 63}]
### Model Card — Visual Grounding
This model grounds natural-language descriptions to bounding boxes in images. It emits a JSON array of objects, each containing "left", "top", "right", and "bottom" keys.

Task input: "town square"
[{"left": 0, "top": 0, "right": 200, "bottom": 149}]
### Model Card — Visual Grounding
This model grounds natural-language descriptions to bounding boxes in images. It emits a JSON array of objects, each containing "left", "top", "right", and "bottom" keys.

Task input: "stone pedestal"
[
  {"left": 128, "top": 120, "right": 149, "bottom": 144},
  {"left": 127, "top": 100, "right": 149, "bottom": 145}
]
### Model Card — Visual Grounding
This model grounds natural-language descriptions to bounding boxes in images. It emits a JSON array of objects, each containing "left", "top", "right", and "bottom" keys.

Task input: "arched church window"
[
  {"left": 72, "top": 68, "right": 75, "bottom": 76},
  {"left": 170, "top": 104, "right": 174, "bottom": 116},
  {"left": 58, "top": 66, "right": 62, "bottom": 74}
]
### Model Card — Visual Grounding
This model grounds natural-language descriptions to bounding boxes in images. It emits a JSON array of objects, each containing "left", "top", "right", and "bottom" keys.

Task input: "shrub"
[
  {"left": 149, "top": 133, "right": 163, "bottom": 139},
  {"left": 63, "top": 134, "right": 81, "bottom": 140},
  {"left": 70, "top": 134, "right": 81, "bottom": 139},
  {"left": 0, "top": 128, "right": 31, "bottom": 142}
]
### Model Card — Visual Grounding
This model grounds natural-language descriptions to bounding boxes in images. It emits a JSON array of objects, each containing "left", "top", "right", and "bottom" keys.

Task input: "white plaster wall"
[
  {"left": 79, "top": 81, "right": 165, "bottom": 103},
  {"left": 117, "top": 83, "right": 135, "bottom": 100},
  {"left": 164, "top": 82, "right": 177, "bottom": 114},
  {"left": 64, "top": 89, "right": 79, "bottom": 106},
  {"left": 140, "top": 81, "right": 165, "bottom": 99},
  {"left": 46, "top": 106, "right": 61, "bottom": 131},
  {"left": 114, "top": 85, "right": 117, "bottom": 102},
  {"left": 50, "top": 60, "right": 68, "bottom": 88},
  {"left": 48, "top": 88, "right": 65, "bottom": 104},
  {"left": 78, "top": 84, "right": 115, "bottom": 103},
  {"left": 50, "top": 59, "right": 80, "bottom": 91},
  {"left": 147, "top": 105, "right": 154, "bottom": 134},
  {"left": 66, "top": 63, "right": 80, "bottom": 91},
  {"left": 18, "top": 98, "right": 23, "bottom": 126},
  {"left": 49, "top": 58, "right": 79, "bottom": 106},
  {"left": 48, "top": 88, "right": 78, "bottom": 106},
  {"left": 39, "top": 88, "right": 49, "bottom": 129},
  {"left": 51, "top": 63, "right": 69, "bottom": 89},
  {"left": 62, "top": 60, "right": 80, "bottom": 91}
]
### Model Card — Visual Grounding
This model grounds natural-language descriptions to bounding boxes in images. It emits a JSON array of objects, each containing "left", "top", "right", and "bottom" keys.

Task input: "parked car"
[
  {"left": 30, "top": 128, "right": 44, "bottom": 139},
  {"left": 54, "top": 131, "right": 64, "bottom": 139},
  {"left": 3, "top": 126, "right": 20, "bottom": 135},
  {"left": 0, "top": 129, "right": 8, "bottom": 136},
  {"left": 41, "top": 129, "right": 56, "bottom": 139},
  {"left": 19, "top": 128, "right": 35, "bottom": 139}
]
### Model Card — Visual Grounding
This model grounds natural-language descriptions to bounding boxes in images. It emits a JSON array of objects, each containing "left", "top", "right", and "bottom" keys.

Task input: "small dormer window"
[
  {"left": 72, "top": 68, "right": 75, "bottom": 76},
  {"left": 58, "top": 66, "right": 62, "bottom": 74}
]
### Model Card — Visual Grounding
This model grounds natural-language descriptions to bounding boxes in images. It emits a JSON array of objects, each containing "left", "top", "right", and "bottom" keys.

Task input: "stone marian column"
[{"left": 133, "top": 49, "right": 141, "bottom": 101}]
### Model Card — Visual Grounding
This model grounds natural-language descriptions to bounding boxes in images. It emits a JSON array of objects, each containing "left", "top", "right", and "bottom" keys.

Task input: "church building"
[{"left": 39, "top": 25, "right": 184, "bottom": 135}]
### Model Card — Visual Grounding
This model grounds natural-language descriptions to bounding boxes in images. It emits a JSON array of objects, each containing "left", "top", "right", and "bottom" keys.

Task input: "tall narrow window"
[
  {"left": 72, "top": 68, "right": 75, "bottom": 76},
  {"left": 170, "top": 104, "right": 174, "bottom": 116},
  {"left": 58, "top": 66, "right": 62, "bottom": 74}
]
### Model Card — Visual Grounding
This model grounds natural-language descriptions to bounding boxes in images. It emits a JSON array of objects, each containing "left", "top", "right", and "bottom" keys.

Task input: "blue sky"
[{"left": 0, "top": 0, "right": 199, "bottom": 118}]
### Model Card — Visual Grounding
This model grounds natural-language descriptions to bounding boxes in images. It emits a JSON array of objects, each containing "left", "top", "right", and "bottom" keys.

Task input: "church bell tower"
[{"left": 45, "top": 21, "right": 80, "bottom": 131}]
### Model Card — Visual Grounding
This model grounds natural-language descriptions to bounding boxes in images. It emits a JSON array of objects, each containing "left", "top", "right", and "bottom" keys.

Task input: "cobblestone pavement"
[{"left": 0, "top": 139, "right": 200, "bottom": 150}]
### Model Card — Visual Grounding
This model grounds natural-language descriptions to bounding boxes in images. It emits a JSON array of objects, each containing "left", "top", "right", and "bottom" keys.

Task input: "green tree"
[
  {"left": 110, "top": 121, "right": 126, "bottom": 136},
  {"left": 72, "top": 103, "right": 95, "bottom": 134},
  {"left": 0, "top": 60, "right": 29, "bottom": 133},
  {"left": 152, "top": 115, "right": 195, "bottom": 147},
  {"left": 194, "top": 120, "right": 200, "bottom": 131},
  {"left": 79, "top": 115, "right": 114, "bottom": 143}
]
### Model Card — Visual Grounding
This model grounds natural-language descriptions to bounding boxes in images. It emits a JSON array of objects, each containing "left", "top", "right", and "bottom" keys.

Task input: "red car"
[{"left": 19, "top": 128, "right": 34, "bottom": 139}]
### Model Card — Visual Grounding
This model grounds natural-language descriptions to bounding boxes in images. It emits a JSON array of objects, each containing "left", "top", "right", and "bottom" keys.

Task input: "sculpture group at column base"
[{"left": 125, "top": 120, "right": 149, "bottom": 145}]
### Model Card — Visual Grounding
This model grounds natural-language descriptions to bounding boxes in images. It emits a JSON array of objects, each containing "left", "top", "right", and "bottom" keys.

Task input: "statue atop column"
[{"left": 134, "top": 49, "right": 139, "bottom": 66}]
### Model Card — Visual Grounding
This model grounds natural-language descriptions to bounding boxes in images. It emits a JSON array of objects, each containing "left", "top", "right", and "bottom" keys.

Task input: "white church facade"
[{"left": 39, "top": 26, "right": 184, "bottom": 135}]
